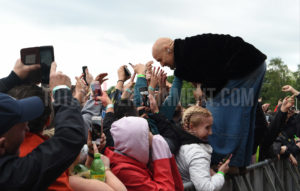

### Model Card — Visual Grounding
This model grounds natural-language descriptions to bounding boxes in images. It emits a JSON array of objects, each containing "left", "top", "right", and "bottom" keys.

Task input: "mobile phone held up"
[
  {"left": 124, "top": 65, "right": 131, "bottom": 77},
  {"left": 82, "top": 66, "right": 89, "bottom": 86},
  {"left": 91, "top": 81, "right": 103, "bottom": 105},
  {"left": 21, "top": 46, "right": 54, "bottom": 85},
  {"left": 91, "top": 116, "right": 103, "bottom": 146}
]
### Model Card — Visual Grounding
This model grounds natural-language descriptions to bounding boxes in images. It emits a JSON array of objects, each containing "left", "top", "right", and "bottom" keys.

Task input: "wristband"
[
  {"left": 52, "top": 85, "right": 70, "bottom": 95},
  {"left": 117, "top": 80, "right": 124, "bottom": 83},
  {"left": 126, "top": 88, "right": 133, "bottom": 94},
  {"left": 137, "top": 74, "right": 146, "bottom": 78},
  {"left": 148, "top": 86, "right": 155, "bottom": 92},
  {"left": 106, "top": 104, "right": 114, "bottom": 110},
  {"left": 105, "top": 167, "right": 111, "bottom": 171},
  {"left": 217, "top": 171, "right": 225, "bottom": 176}
]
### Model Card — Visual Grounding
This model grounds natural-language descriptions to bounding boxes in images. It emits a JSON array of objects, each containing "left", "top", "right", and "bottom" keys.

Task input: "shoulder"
[{"left": 178, "top": 144, "right": 212, "bottom": 162}]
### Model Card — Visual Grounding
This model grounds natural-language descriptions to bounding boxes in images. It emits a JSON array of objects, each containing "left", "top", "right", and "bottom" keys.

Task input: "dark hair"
[
  {"left": 114, "top": 99, "right": 138, "bottom": 120},
  {"left": 7, "top": 84, "right": 52, "bottom": 134}
]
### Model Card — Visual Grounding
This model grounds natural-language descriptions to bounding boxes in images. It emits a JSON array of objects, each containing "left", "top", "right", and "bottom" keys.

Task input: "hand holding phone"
[
  {"left": 91, "top": 116, "right": 103, "bottom": 146},
  {"left": 21, "top": 46, "right": 54, "bottom": 85}
]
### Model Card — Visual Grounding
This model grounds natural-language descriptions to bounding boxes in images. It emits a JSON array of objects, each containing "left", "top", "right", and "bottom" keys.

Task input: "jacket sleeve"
[
  {"left": 81, "top": 98, "right": 102, "bottom": 140},
  {"left": 103, "top": 112, "right": 117, "bottom": 148},
  {"left": 0, "top": 71, "right": 23, "bottom": 93},
  {"left": 185, "top": 145, "right": 224, "bottom": 191},
  {"left": 149, "top": 113, "right": 181, "bottom": 154},
  {"left": 0, "top": 89, "right": 86, "bottom": 191},
  {"left": 133, "top": 77, "right": 147, "bottom": 106},
  {"left": 260, "top": 105, "right": 287, "bottom": 153},
  {"left": 159, "top": 76, "right": 183, "bottom": 120}
]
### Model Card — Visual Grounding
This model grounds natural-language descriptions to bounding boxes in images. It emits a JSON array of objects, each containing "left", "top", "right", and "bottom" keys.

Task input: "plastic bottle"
[{"left": 90, "top": 153, "right": 106, "bottom": 181}]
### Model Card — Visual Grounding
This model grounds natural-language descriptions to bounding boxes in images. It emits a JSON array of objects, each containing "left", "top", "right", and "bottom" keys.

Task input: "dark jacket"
[
  {"left": 0, "top": 71, "right": 23, "bottom": 93},
  {"left": 174, "top": 34, "right": 267, "bottom": 96},
  {"left": 254, "top": 103, "right": 288, "bottom": 160},
  {"left": 0, "top": 88, "right": 86, "bottom": 190}
]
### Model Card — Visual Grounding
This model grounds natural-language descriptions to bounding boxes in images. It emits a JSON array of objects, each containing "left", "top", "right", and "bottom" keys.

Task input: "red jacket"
[
  {"left": 19, "top": 132, "right": 73, "bottom": 191},
  {"left": 105, "top": 147, "right": 183, "bottom": 191}
]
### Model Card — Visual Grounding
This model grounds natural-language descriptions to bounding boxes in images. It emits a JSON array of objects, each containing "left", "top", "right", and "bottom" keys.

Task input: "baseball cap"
[{"left": 0, "top": 93, "right": 44, "bottom": 135}]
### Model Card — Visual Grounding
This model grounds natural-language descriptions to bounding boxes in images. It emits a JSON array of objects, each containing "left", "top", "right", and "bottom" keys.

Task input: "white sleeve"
[{"left": 185, "top": 146, "right": 225, "bottom": 191}]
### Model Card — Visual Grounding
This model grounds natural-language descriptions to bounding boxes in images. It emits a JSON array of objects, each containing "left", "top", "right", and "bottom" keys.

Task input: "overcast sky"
[{"left": 0, "top": 0, "right": 299, "bottom": 88}]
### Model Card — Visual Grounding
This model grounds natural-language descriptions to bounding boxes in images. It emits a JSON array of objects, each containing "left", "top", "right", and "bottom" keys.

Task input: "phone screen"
[{"left": 39, "top": 46, "right": 54, "bottom": 84}]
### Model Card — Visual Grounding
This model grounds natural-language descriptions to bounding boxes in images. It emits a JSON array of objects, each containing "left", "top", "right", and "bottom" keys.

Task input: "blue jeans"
[{"left": 206, "top": 62, "right": 266, "bottom": 167}]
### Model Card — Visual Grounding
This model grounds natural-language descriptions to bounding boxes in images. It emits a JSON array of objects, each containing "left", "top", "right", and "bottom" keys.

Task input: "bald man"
[{"left": 153, "top": 34, "right": 267, "bottom": 168}]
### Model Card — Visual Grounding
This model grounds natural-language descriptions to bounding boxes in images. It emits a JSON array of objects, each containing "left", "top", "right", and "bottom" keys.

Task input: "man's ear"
[
  {"left": 0, "top": 137, "right": 6, "bottom": 156},
  {"left": 164, "top": 45, "right": 171, "bottom": 53}
]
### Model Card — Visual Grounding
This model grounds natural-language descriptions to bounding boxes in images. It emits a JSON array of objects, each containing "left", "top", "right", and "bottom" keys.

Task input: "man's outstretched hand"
[{"left": 49, "top": 62, "right": 71, "bottom": 91}]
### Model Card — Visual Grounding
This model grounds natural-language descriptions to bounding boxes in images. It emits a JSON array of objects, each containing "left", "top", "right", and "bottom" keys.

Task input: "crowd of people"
[{"left": 1, "top": 33, "right": 298, "bottom": 191}]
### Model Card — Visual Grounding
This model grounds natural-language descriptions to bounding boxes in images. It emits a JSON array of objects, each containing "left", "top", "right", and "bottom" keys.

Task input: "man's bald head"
[{"left": 152, "top": 37, "right": 175, "bottom": 69}]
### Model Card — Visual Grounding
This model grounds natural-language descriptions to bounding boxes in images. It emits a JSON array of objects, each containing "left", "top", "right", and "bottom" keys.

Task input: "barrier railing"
[{"left": 183, "top": 158, "right": 300, "bottom": 191}]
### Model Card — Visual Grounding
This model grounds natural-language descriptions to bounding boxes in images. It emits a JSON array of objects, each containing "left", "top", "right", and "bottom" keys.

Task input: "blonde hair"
[{"left": 182, "top": 106, "right": 212, "bottom": 135}]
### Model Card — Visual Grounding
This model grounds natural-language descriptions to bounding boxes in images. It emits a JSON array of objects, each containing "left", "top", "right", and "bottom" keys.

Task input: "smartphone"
[
  {"left": 82, "top": 66, "right": 88, "bottom": 85},
  {"left": 124, "top": 66, "right": 131, "bottom": 77},
  {"left": 21, "top": 46, "right": 54, "bottom": 84},
  {"left": 91, "top": 116, "right": 103, "bottom": 145},
  {"left": 128, "top": 62, "right": 134, "bottom": 68},
  {"left": 91, "top": 81, "right": 102, "bottom": 97},
  {"left": 139, "top": 87, "right": 149, "bottom": 107}
]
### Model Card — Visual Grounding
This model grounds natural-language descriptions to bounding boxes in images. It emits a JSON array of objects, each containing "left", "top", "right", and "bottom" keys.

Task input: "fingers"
[
  {"left": 93, "top": 143, "right": 99, "bottom": 154},
  {"left": 26, "top": 63, "right": 40, "bottom": 71},
  {"left": 50, "top": 61, "right": 57, "bottom": 75},
  {"left": 137, "top": 106, "right": 146, "bottom": 111}
]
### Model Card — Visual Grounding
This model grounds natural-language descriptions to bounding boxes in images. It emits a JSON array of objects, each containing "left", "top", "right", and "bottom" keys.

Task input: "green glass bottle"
[{"left": 90, "top": 153, "right": 106, "bottom": 181}]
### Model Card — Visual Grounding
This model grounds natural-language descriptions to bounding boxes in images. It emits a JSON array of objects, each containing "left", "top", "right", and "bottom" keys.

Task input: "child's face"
[{"left": 191, "top": 116, "right": 213, "bottom": 141}]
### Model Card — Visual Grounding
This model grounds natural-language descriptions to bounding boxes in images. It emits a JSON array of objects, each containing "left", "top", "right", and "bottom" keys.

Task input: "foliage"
[
  {"left": 260, "top": 58, "right": 297, "bottom": 110},
  {"left": 167, "top": 76, "right": 195, "bottom": 107}
]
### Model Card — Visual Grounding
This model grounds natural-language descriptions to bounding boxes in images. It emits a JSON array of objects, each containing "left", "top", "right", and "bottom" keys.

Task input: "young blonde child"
[{"left": 176, "top": 106, "right": 230, "bottom": 191}]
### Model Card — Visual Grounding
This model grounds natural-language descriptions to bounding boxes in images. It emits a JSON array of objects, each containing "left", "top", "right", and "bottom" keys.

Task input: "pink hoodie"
[{"left": 110, "top": 116, "right": 149, "bottom": 165}]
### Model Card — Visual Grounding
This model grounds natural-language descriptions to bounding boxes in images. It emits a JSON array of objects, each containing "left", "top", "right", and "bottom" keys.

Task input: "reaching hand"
[
  {"left": 289, "top": 154, "right": 298, "bottom": 166},
  {"left": 193, "top": 84, "right": 203, "bottom": 101},
  {"left": 96, "top": 91, "right": 112, "bottom": 107},
  {"left": 95, "top": 73, "right": 108, "bottom": 85},
  {"left": 282, "top": 85, "right": 300, "bottom": 95},
  {"left": 130, "top": 62, "right": 148, "bottom": 75},
  {"left": 83, "top": 67, "right": 94, "bottom": 86},
  {"left": 74, "top": 76, "right": 88, "bottom": 103},
  {"left": 118, "top": 65, "right": 130, "bottom": 82},
  {"left": 149, "top": 67, "right": 161, "bottom": 90},
  {"left": 149, "top": 94, "right": 159, "bottom": 113},
  {"left": 124, "top": 72, "right": 136, "bottom": 90},
  {"left": 218, "top": 154, "right": 232, "bottom": 174},
  {"left": 13, "top": 59, "right": 40, "bottom": 80},
  {"left": 49, "top": 62, "right": 71, "bottom": 91}
]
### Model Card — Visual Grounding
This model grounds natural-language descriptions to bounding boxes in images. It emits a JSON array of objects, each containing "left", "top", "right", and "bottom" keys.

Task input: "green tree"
[
  {"left": 260, "top": 58, "right": 295, "bottom": 110},
  {"left": 167, "top": 76, "right": 195, "bottom": 107}
]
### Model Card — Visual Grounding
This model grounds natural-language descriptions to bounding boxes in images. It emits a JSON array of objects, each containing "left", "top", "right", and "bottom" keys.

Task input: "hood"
[{"left": 110, "top": 116, "right": 149, "bottom": 165}]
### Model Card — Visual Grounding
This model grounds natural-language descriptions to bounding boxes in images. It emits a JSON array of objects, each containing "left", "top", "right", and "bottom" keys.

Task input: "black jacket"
[
  {"left": 174, "top": 34, "right": 267, "bottom": 96},
  {"left": 0, "top": 78, "right": 86, "bottom": 190},
  {"left": 254, "top": 103, "right": 288, "bottom": 160},
  {"left": 0, "top": 71, "right": 23, "bottom": 93}
]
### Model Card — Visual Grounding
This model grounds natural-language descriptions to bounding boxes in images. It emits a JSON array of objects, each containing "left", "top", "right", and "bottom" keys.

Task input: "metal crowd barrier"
[{"left": 183, "top": 158, "right": 300, "bottom": 191}]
